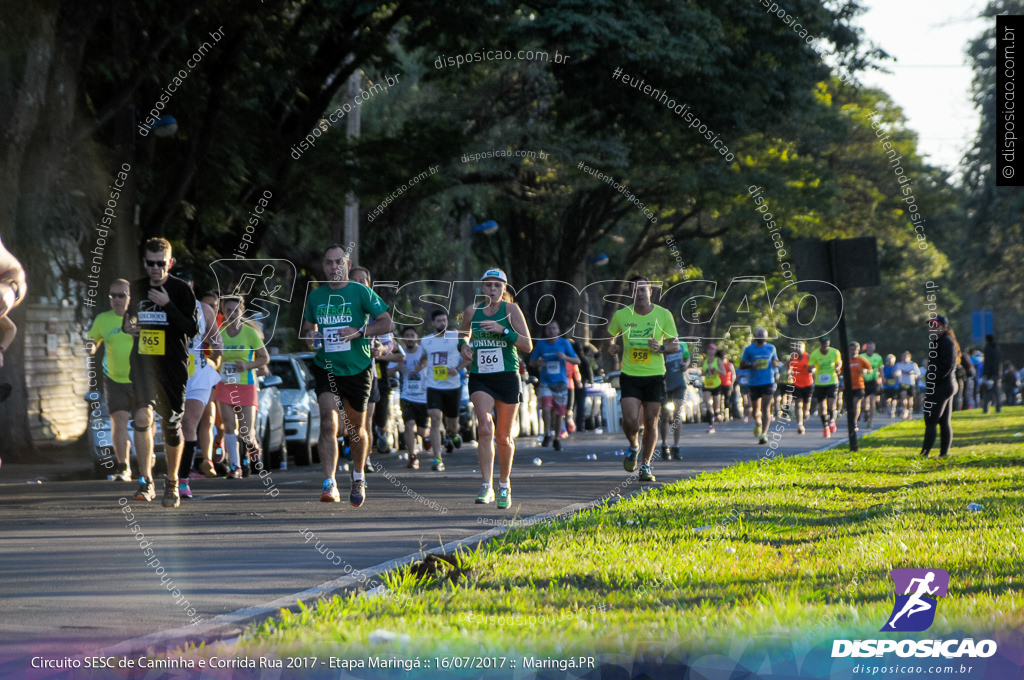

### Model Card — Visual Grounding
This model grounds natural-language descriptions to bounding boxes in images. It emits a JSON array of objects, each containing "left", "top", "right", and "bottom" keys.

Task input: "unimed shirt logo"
[
  {"left": 883, "top": 568, "right": 949, "bottom": 632},
  {"left": 831, "top": 568, "right": 998, "bottom": 659}
]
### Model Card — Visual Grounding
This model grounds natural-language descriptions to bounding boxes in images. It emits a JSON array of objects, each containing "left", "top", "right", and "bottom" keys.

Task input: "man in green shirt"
[
  {"left": 301, "top": 244, "right": 393, "bottom": 507},
  {"left": 607, "top": 276, "right": 680, "bottom": 482},
  {"left": 861, "top": 341, "right": 884, "bottom": 429},
  {"left": 87, "top": 279, "right": 135, "bottom": 481},
  {"left": 809, "top": 335, "right": 843, "bottom": 438}
]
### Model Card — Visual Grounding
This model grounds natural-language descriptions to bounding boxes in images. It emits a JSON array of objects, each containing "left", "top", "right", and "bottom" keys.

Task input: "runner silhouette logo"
[{"left": 883, "top": 568, "right": 949, "bottom": 632}]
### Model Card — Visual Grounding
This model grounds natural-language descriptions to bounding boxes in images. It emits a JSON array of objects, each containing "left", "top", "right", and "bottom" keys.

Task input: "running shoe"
[
  {"left": 134, "top": 478, "right": 155, "bottom": 502},
  {"left": 496, "top": 486, "right": 511, "bottom": 509},
  {"left": 542, "top": 432, "right": 553, "bottom": 447},
  {"left": 758, "top": 435, "right": 768, "bottom": 445},
  {"left": 558, "top": 430, "right": 569, "bottom": 439},
  {"left": 178, "top": 480, "right": 193, "bottom": 500},
  {"left": 829, "top": 420, "right": 837, "bottom": 433},
  {"left": 444, "top": 438, "right": 454, "bottom": 453},
  {"left": 754, "top": 423, "right": 762, "bottom": 437},
  {"left": 919, "top": 450, "right": 929, "bottom": 457},
  {"left": 475, "top": 484, "right": 495, "bottom": 504},
  {"left": 198, "top": 458, "right": 217, "bottom": 478},
  {"left": 823, "top": 426, "right": 831, "bottom": 438},
  {"left": 707, "top": 424, "right": 716, "bottom": 434},
  {"left": 114, "top": 465, "right": 133, "bottom": 482},
  {"left": 566, "top": 416, "right": 576, "bottom": 433},
  {"left": 452, "top": 434, "right": 462, "bottom": 449},
  {"left": 623, "top": 447, "right": 639, "bottom": 472},
  {"left": 350, "top": 479, "right": 366, "bottom": 507},
  {"left": 431, "top": 458, "right": 445, "bottom": 472},
  {"left": 321, "top": 479, "right": 340, "bottom": 503},
  {"left": 365, "top": 459, "right": 375, "bottom": 473},
  {"left": 937, "top": 453, "right": 949, "bottom": 460},
  {"left": 227, "top": 466, "right": 242, "bottom": 479},
  {"left": 638, "top": 464, "right": 656, "bottom": 482},
  {"left": 407, "top": 455, "right": 419, "bottom": 470},
  {"left": 162, "top": 480, "right": 180, "bottom": 508},
  {"left": 797, "top": 424, "right": 806, "bottom": 435},
  {"left": 553, "top": 438, "right": 562, "bottom": 452}
]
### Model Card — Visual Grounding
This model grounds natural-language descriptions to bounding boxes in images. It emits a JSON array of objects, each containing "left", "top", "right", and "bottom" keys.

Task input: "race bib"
[
  {"left": 630, "top": 346, "right": 651, "bottom": 365},
  {"left": 221, "top": 362, "right": 239, "bottom": 384},
  {"left": 323, "top": 327, "right": 351, "bottom": 353},
  {"left": 188, "top": 353, "right": 196, "bottom": 377},
  {"left": 545, "top": 360, "right": 562, "bottom": 375},
  {"left": 433, "top": 365, "right": 450, "bottom": 381},
  {"left": 139, "top": 329, "right": 165, "bottom": 356},
  {"left": 478, "top": 348, "right": 504, "bottom": 374},
  {"left": 755, "top": 358, "right": 769, "bottom": 370},
  {"left": 819, "top": 373, "right": 832, "bottom": 384}
]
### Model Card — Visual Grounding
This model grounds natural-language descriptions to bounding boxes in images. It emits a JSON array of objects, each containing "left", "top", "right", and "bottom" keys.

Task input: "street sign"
[{"left": 972, "top": 309, "right": 994, "bottom": 345}]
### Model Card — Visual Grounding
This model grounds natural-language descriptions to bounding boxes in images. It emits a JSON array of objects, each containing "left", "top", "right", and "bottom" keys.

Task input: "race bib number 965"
[{"left": 139, "top": 330, "right": 165, "bottom": 356}]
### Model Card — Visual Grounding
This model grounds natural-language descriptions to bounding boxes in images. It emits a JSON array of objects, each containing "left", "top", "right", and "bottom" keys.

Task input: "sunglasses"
[
  {"left": 145, "top": 259, "right": 168, "bottom": 268},
  {"left": 108, "top": 293, "right": 128, "bottom": 299}
]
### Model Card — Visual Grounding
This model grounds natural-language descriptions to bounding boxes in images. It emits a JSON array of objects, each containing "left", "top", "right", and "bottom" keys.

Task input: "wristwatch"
[{"left": 502, "top": 327, "right": 510, "bottom": 336}]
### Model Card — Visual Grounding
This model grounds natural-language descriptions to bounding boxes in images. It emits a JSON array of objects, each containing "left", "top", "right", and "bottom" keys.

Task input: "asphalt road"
[{"left": 0, "top": 418, "right": 853, "bottom": 672}]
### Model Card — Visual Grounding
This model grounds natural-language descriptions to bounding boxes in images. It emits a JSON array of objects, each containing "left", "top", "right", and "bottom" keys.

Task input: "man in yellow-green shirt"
[
  {"left": 809, "top": 335, "right": 843, "bottom": 438},
  {"left": 607, "top": 275, "right": 679, "bottom": 482},
  {"left": 87, "top": 279, "right": 135, "bottom": 481}
]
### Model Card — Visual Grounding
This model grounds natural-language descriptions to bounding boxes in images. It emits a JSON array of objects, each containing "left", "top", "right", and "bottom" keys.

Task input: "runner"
[
  {"left": 86, "top": 279, "right": 136, "bottom": 481},
  {"left": 213, "top": 295, "right": 268, "bottom": 479},
  {"left": 607, "top": 275, "right": 680, "bottom": 482},
  {"left": 302, "top": 244, "right": 393, "bottom": 507},
  {"left": 861, "top": 341, "right": 884, "bottom": 428},
  {"left": 422, "top": 309, "right": 467, "bottom": 470},
  {"left": 718, "top": 348, "right": 737, "bottom": 421},
  {"left": 394, "top": 326, "right": 428, "bottom": 470},
  {"left": 122, "top": 238, "right": 198, "bottom": 508},
  {"left": 882, "top": 354, "right": 901, "bottom": 417},
  {"left": 529, "top": 319, "right": 580, "bottom": 452},
  {"left": 458, "top": 268, "right": 532, "bottom": 508},
  {"left": 919, "top": 316, "right": 961, "bottom": 458},
  {"left": 740, "top": 328, "right": 780, "bottom": 445},
  {"left": 174, "top": 270, "right": 223, "bottom": 498},
  {"left": 788, "top": 341, "right": 814, "bottom": 434},
  {"left": 845, "top": 341, "right": 874, "bottom": 432},
  {"left": 895, "top": 351, "right": 921, "bottom": 419},
  {"left": 701, "top": 344, "right": 724, "bottom": 433},
  {"left": 0, "top": 234, "right": 26, "bottom": 320},
  {"left": 809, "top": 336, "right": 842, "bottom": 438},
  {"left": 659, "top": 339, "right": 691, "bottom": 459},
  {"left": 350, "top": 265, "right": 397, "bottom": 467}
]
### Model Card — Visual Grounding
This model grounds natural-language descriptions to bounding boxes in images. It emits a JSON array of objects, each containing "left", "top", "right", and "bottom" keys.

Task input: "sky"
[{"left": 853, "top": 0, "right": 991, "bottom": 176}]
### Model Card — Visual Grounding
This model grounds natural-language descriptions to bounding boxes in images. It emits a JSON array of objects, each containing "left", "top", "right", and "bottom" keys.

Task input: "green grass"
[{"left": 230, "top": 408, "right": 1024, "bottom": 657}]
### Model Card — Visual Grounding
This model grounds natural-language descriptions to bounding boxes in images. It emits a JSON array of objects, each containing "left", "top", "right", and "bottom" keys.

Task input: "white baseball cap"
[{"left": 481, "top": 268, "right": 508, "bottom": 283}]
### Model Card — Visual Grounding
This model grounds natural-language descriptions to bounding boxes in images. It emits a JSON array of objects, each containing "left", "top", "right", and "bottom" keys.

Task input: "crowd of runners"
[{"left": 71, "top": 239, "right": 1022, "bottom": 509}]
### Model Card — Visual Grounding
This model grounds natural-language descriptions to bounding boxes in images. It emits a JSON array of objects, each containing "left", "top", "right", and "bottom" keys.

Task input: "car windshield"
[{"left": 268, "top": 359, "right": 302, "bottom": 390}]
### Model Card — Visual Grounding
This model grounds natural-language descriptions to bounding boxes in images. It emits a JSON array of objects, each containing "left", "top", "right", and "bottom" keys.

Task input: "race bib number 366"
[
  {"left": 139, "top": 330, "right": 165, "bottom": 356},
  {"left": 478, "top": 348, "right": 504, "bottom": 374}
]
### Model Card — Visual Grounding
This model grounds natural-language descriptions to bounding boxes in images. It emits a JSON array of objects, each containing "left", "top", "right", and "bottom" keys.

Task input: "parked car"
[
  {"left": 85, "top": 391, "right": 163, "bottom": 479},
  {"left": 255, "top": 373, "right": 287, "bottom": 468},
  {"left": 268, "top": 354, "right": 320, "bottom": 465}
]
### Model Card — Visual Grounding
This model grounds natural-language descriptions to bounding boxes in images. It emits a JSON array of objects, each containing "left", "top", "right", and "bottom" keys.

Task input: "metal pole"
[
  {"left": 344, "top": 71, "right": 362, "bottom": 263},
  {"left": 829, "top": 240, "right": 858, "bottom": 451}
]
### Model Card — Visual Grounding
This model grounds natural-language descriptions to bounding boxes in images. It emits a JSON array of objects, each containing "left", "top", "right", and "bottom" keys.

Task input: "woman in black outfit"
[{"left": 920, "top": 315, "right": 961, "bottom": 459}]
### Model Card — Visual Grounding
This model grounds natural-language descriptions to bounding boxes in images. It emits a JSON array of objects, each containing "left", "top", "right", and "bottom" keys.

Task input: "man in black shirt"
[
  {"left": 122, "top": 238, "right": 198, "bottom": 507},
  {"left": 981, "top": 334, "right": 1003, "bottom": 414}
]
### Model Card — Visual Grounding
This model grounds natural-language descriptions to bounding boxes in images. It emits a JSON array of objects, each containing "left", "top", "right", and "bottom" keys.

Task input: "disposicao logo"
[
  {"left": 831, "top": 568, "right": 998, "bottom": 659},
  {"left": 883, "top": 568, "right": 948, "bottom": 632}
]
